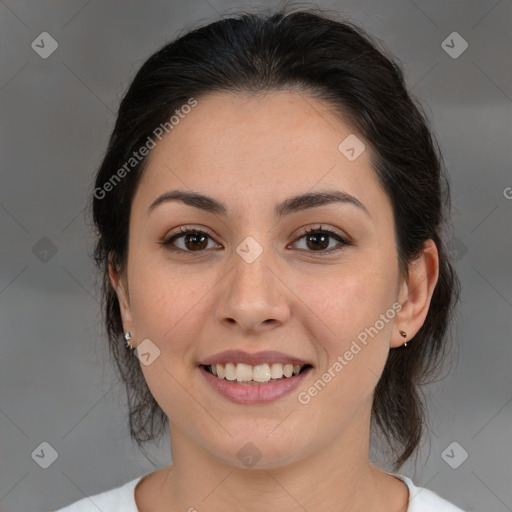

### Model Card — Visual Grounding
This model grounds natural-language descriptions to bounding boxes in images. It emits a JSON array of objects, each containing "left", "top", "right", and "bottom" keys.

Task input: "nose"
[{"left": 215, "top": 245, "right": 291, "bottom": 334}]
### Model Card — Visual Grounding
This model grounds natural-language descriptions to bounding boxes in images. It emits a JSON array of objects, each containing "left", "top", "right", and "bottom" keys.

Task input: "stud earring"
[
  {"left": 123, "top": 331, "right": 135, "bottom": 351},
  {"left": 400, "top": 330, "right": 408, "bottom": 347}
]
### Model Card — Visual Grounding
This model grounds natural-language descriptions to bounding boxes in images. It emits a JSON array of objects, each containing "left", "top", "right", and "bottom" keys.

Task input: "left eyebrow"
[
  {"left": 146, "top": 188, "right": 370, "bottom": 218},
  {"left": 275, "top": 190, "right": 370, "bottom": 218}
]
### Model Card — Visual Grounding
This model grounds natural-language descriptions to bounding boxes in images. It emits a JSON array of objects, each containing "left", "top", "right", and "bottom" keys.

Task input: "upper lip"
[{"left": 200, "top": 350, "right": 312, "bottom": 368}]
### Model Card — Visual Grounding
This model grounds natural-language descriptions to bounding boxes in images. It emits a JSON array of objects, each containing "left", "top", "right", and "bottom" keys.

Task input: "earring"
[
  {"left": 400, "top": 330, "right": 408, "bottom": 347},
  {"left": 123, "top": 331, "right": 135, "bottom": 351}
]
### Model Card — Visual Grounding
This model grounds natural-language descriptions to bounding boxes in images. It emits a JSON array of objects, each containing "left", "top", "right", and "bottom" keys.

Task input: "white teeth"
[
  {"left": 224, "top": 362, "right": 236, "bottom": 381},
  {"left": 209, "top": 362, "right": 306, "bottom": 383},
  {"left": 235, "top": 363, "right": 253, "bottom": 382},
  {"left": 270, "top": 363, "right": 283, "bottom": 379},
  {"left": 253, "top": 364, "right": 271, "bottom": 383}
]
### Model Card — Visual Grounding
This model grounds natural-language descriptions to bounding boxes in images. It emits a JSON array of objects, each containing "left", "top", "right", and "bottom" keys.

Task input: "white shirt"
[{"left": 54, "top": 471, "right": 466, "bottom": 511}]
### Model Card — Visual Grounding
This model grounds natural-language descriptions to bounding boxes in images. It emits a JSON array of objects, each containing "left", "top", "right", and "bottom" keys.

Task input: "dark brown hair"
[{"left": 89, "top": 6, "right": 460, "bottom": 470}]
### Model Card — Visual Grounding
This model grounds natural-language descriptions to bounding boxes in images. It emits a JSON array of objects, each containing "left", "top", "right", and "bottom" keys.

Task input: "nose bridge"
[
  {"left": 217, "top": 235, "right": 290, "bottom": 331},
  {"left": 231, "top": 236, "right": 276, "bottom": 304}
]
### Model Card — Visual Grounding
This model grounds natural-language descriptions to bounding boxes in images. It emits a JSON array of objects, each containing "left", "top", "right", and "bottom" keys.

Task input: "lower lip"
[{"left": 199, "top": 365, "right": 312, "bottom": 404}]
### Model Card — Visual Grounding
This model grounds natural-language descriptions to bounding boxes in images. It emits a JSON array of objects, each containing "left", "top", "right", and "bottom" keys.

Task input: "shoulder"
[
  {"left": 53, "top": 475, "right": 143, "bottom": 512},
  {"left": 391, "top": 473, "right": 466, "bottom": 512}
]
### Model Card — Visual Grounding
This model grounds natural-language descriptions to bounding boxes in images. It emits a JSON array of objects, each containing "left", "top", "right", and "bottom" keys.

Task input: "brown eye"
[
  {"left": 161, "top": 225, "right": 350, "bottom": 255},
  {"left": 162, "top": 228, "right": 220, "bottom": 252},
  {"left": 291, "top": 226, "right": 350, "bottom": 253}
]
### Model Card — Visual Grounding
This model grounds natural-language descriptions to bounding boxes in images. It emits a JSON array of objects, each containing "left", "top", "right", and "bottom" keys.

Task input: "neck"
[{"left": 142, "top": 401, "right": 408, "bottom": 512}]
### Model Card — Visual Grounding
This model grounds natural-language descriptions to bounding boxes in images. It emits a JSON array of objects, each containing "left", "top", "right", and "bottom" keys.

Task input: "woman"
[{"left": 56, "top": 6, "right": 463, "bottom": 511}]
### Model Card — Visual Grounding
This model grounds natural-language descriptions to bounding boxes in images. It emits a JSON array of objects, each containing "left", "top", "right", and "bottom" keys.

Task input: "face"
[{"left": 112, "top": 91, "right": 406, "bottom": 469}]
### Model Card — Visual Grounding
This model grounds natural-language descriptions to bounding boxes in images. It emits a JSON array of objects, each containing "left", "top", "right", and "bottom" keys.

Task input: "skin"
[{"left": 109, "top": 90, "right": 439, "bottom": 512}]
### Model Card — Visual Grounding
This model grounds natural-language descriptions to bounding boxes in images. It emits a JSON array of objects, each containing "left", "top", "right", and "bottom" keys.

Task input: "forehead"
[{"left": 133, "top": 91, "right": 390, "bottom": 221}]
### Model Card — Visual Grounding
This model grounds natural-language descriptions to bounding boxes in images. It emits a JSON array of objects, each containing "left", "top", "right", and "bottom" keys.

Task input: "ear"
[
  {"left": 108, "top": 252, "right": 134, "bottom": 332},
  {"left": 391, "top": 239, "right": 439, "bottom": 348}
]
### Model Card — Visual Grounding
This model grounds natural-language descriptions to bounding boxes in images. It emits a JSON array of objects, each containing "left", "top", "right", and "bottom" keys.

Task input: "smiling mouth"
[{"left": 201, "top": 362, "right": 313, "bottom": 385}]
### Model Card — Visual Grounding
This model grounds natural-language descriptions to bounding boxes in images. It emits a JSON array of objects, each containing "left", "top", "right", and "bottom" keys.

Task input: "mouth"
[
  {"left": 200, "top": 362, "right": 313, "bottom": 385},
  {"left": 198, "top": 349, "right": 314, "bottom": 403}
]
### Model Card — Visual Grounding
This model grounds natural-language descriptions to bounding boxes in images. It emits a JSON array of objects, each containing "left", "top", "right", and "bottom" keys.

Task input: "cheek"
[
  {"left": 299, "top": 262, "right": 396, "bottom": 340},
  {"left": 128, "top": 258, "right": 218, "bottom": 354},
  {"left": 128, "top": 266, "right": 212, "bottom": 415},
  {"left": 296, "top": 262, "right": 397, "bottom": 400},
  {"left": 294, "top": 276, "right": 395, "bottom": 433}
]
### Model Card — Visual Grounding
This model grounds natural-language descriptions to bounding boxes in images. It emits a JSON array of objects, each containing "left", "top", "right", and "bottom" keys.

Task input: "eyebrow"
[{"left": 147, "top": 188, "right": 370, "bottom": 218}]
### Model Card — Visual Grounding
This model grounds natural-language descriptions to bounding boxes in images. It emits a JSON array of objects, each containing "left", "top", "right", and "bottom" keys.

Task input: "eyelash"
[{"left": 160, "top": 225, "right": 351, "bottom": 255}]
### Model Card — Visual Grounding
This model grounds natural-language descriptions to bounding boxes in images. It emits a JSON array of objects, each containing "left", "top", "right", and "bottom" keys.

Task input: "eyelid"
[
  {"left": 160, "top": 225, "right": 221, "bottom": 248},
  {"left": 292, "top": 224, "right": 351, "bottom": 244},
  {"left": 160, "top": 224, "right": 352, "bottom": 253}
]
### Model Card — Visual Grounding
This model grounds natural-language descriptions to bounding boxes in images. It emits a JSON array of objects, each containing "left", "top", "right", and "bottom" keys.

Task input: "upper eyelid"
[
  {"left": 163, "top": 225, "right": 350, "bottom": 249},
  {"left": 164, "top": 224, "right": 347, "bottom": 239}
]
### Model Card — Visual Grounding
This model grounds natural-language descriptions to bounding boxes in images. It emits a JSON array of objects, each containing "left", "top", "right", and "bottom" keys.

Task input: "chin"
[{"left": 205, "top": 429, "right": 310, "bottom": 471}]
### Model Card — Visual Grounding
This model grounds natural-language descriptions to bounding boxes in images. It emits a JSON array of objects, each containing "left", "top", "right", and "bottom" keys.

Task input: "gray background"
[{"left": 1, "top": 1, "right": 511, "bottom": 511}]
